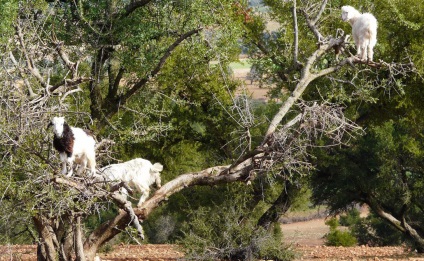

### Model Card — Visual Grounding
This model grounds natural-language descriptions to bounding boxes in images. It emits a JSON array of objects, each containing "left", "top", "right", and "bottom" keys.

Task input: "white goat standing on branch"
[
  {"left": 98, "top": 158, "right": 163, "bottom": 207},
  {"left": 48, "top": 117, "right": 96, "bottom": 177},
  {"left": 341, "top": 5, "right": 377, "bottom": 61}
]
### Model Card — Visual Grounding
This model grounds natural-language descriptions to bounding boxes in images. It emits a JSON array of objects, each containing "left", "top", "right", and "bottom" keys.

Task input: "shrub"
[
  {"left": 256, "top": 225, "right": 296, "bottom": 261},
  {"left": 325, "top": 217, "right": 339, "bottom": 230},
  {"left": 145, "top": 214, "right": 177, "bottom": 243},
  {"left": 324, "top": 217, "right": 357, "bottom": 247},
  {"left": 325, "top": 229, "right": 358, "bottom": 247},
  {"left": 177, "top": 192, "right": 295, "bottom": 261},
  {"left": 339, "top": 208, "right": 361, "bottom": 227}
]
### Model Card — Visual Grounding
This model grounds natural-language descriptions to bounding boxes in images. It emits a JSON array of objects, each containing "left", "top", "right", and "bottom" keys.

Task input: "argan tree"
[
  {"left": 0, "top": 0, "right": 415, "bottom": 260},
  {"left": 310, "top": 0, "right": 424, "bottom": 252}
]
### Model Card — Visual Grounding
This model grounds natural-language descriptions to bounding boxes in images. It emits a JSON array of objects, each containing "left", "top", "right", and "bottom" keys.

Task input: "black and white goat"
[
  {"left": 98, "top": 158, "right": 163, "bottom": 206},
  {"left": 48, "top": 117, "right": 96, "bottom": 177}
]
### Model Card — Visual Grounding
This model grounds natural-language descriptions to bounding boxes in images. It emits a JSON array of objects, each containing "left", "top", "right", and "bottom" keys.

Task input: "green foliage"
[
  {"left": 339, "top": 208, "right": 361, "bottom": 227},
  {"left": 177, "top": 185, "right": 295, "bottom": 261},
  {"left": 0, "top": 0, "right": 18, "bottom": 43},
  {"left": 257, "top": 225, "right": 295, "bottom": 261},
  {"left": 325, "top": 229, "right": 358, "bottom": 247},
  {"left": 312, "top": 111, "right": 424, "bottom": 249},
  {"left": 350, "top": 213, "right": 404, "bottom": 246},
  {"left": 324, "top": 217, "right": 357, "bottom": 247},
  {"left": 325, "top": 217, "right": 340, "bottom": 231},
  {"left": 289, "top": 187, "right": 312, "bottom": 212},
  {"left": 162, "top": 141, "right": 215, "bottom": 178}
]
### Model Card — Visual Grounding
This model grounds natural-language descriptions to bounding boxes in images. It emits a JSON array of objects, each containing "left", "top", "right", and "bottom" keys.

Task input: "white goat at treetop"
[
  {"left": 49, "top": 117, "right": 96, "bottom": 177},
  {"left": 99, "top": 158, "right": 163, "bottom": 207},
  {"left": 341, "top": 5, "right": 377, "bottom": 61}
]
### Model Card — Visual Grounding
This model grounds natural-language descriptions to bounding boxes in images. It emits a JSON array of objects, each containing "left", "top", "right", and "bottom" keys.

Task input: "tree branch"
[
  {"left": 368, "top": 200, "right": 405, "bottom": 232},
  {"left": 301, "top": 7, "right": 325, "bottom": 42},
  {"left": 53, "top": 40, "right": 76, "bottom": 74},
  {"left": 263, "top": 33, "right": 414, "bottom": 142},
  {"left": 367, "top": 197, "right": 424, "bottom": 250},
  {"left": 48, "top": 77, "right": 92, "bottom": 93},
  {"left": 253, "top": 41, "right": 290, "bottom": 81},
  {"left": 74, "top": 216, "right": 86, "bottom": 261},
  {"left": 292, "top": 1, "right": 299, "bottom": 64},
  {"left": 111, "top": 192, "right": 145, "bottom": 240},
  {"left": 107, "top": 67, "right": 125, "bottom": 101},
  {"left": 312, "top": 0, "right": 328, "bottom": 25},
  {"left": 8, "top": 51, "right": 36, "bottom": 97},
  {"left": 107, "top": 27, "right": 203, "bottom": 118},
  {"left": 15, "top": 23, "right": 46, "bottom": 88},
  {"left": 123, "top": 0, "right": 153, "bottom": 18},
  {"left": 84, "top": 163, "right": 255, "bottom": 253}
]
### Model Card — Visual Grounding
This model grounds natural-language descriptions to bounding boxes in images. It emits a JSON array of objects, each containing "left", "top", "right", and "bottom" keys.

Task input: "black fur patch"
[{"left": 53, "top": 123, "right": 74, "bottom": 158}]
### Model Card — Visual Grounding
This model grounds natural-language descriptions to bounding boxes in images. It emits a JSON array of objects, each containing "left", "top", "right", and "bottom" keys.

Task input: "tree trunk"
[
  {"left": 33, "top": 216, "right": 58, "bottom": 261},
  {"left": 368, "top": 199, "right": 424, "bottom": 253},
  {"left": 257, "top": 180, "right": 294, "bottom": 228},
  {"left": 75, "top": 216, "right": 87, "bottom": 261},
  {"left": 60, "top": 225, "right": 74, "bottom": 261}
]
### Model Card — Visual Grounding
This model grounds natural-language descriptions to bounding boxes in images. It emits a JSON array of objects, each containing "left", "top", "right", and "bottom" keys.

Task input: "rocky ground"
[
  {"left": 280, "top": 218, "right": 423, "bottom": 260},
  {"left": 1, "top": 195, "right": 421, "bottom": 258},
  {"left": 1, "top": 241, "right": 423, "bottom": 261},
  {"left": 2, "top": 217, "right": 424, "bottom": 261}
]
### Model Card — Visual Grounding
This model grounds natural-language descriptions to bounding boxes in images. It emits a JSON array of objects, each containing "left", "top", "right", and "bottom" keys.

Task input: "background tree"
[{"left": 311, "top": 0, "right": 424, "bottom": 252}]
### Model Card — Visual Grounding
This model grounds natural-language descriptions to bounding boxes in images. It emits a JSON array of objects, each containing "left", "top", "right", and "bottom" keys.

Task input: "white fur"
[
  {"left": 98, "top": 158, "right": 163, "bottom": 206},
  {"left": 341, "top": 5, "right": 377, "bottom": 61},
  {"left": 50, "top": 117, "right": 96, "bottom": 177}
]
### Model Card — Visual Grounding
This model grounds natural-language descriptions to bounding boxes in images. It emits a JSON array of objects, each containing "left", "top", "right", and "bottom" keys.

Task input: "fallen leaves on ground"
[{"left": 2, "top": 244, "right": 424, "bottom": 261}]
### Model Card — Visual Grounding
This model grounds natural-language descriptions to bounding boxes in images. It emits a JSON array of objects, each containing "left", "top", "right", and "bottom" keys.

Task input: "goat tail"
[{"left": 151, "top": 163, "right": 163, "bottom": 172}]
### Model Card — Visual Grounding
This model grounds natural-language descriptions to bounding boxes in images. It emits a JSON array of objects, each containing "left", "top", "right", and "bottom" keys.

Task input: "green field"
[{"left": 229, "top": 59, "right": 252, "bottom": 70}]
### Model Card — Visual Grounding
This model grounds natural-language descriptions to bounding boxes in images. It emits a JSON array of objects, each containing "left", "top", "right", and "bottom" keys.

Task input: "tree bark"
[
  {"left": 368, "top": 199, "right": 424, "bottom": 252},
  {"left": 257, "top": 179, "right": 294, "bottom": 228},
  {"left": 75, "top": 216, "right": 87, "bottom": 261},
  {"left": 33, "top": 216, "right": 58, "bottom": 261},
  {"left": 83, "top": 164, "right": 254, "bottom": 254}
]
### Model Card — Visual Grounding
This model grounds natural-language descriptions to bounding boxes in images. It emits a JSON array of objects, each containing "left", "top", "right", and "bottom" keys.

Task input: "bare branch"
[
  {"left": 292, "top": 0, "right": 299, "bottom": 64},
  {"left": 49, "top": 77, "right": 92, "bottom": 93},
  {"left": 111, "top": 192, "right": 144, "bottom": 240},
  {"left": 15, "top": 23, "right": 46, "bottom": 87},
  {"left": 312, "top": 0, "right": 328, "bottom": 25},
  {"left": 95, "top": 139, "right": 116, "bottom": 151},
  {"left": 300, "top": 7, "right": 325, "bottom": 42},
  {"left": 52, "top": 30, "right": 76, "bottom": 73},
  {"left": 8, "top": 51, "right": 36, "bottom": 98},
  {"left": 263, "top": 34, "right": 414, "bottom": 141},
  {"left": 110, "top": 27, "right": 203, "bottom": 117},
  {"left": 74, "top": 216, "right": 86, "bottom": 261}
]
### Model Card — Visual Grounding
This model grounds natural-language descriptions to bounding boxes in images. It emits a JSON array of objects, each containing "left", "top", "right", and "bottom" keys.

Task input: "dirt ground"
[
  {"left": 2, "top": 218, "right": 424, "bottom": 261},
  {"left": 233, "top": 67, "right": 270, "bottom": 101},
  {"left": 281, "top": 217, "right": 424, "bottom": 260}
]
